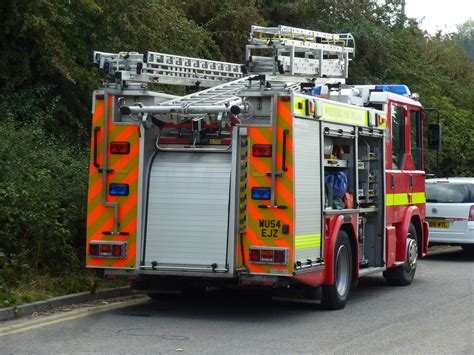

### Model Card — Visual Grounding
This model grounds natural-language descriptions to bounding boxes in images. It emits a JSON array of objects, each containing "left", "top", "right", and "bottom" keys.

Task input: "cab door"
[
  {"left": 408, "top": 108, "right": 426, "bottom": 217},
  {"left": 386, "top": 102, "right": 409, "bottom": 224}
]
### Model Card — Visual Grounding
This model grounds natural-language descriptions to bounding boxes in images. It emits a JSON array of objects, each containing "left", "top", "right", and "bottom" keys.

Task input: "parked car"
[{"left": 425, "top": 178, "right": 474, "bottom": 253}]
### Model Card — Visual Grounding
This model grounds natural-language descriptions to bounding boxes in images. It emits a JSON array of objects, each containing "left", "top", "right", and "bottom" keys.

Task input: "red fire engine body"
[{"left": 86, "top": 26, "right": 432, "bottom": 309}]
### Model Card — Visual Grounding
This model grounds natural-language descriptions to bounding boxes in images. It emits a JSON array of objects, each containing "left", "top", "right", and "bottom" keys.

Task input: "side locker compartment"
[
  {"left": 357, "top": 128, "right": 386, "bottom": 267},
  {"left": 293, "top": 102, "right": 323, "bottom": 270},
  {"left": 86, "top": 93, "right": 140, "bottom": 269},
  {"left": 240, "top": 96, "right": 294, "bottom": 275}
]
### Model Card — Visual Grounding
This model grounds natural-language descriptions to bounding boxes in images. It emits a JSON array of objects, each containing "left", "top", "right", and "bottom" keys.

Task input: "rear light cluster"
[
  {"left": 89, "top": 242, "right": 127, "bottom": 258},
  {"left": 252, "top": 144, "right": 272, "bottom": 157},
  {"left": 110, "top": 142, "right": 130, "bottom": 154},
  {"left": 251, "top": 144, "right": 272, "bottom": 201},
  {"left": 469, "top": 206, "right": 474, "bottom": 221},
  {"left": 249, "top": 247, "right": 288, "bottom": 265}
]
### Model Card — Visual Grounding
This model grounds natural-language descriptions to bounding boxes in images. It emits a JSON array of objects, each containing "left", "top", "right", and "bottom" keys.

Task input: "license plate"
[{"left": 428, "top": 220, "right": 449, "bottom": 229}]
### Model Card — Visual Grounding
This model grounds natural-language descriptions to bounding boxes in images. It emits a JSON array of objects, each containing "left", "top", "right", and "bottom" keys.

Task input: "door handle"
[{"left": 391, "top": 174, "right": 395, "bottom": 190}]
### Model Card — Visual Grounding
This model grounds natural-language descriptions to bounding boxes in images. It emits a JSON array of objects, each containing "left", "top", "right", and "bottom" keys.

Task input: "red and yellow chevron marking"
[
  {"left": 86, "top": 96, "right": 140, "bottom": 269},
  {"left": 240, "top": 98, "right": 294, "bottom": 275}
]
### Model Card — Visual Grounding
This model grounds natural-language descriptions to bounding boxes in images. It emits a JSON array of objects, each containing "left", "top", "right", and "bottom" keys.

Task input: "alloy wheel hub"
[{"left": 406, "top": 238, "right": 418, "bottom": 269}]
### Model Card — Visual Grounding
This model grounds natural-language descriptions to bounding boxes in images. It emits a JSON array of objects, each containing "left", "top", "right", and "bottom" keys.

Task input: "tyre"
[
  {"left": 384, "top": 223, "right": 418, "bottom": 286},
  {"left": 322, "top": 230, "right": 353, "bottom": 310}
]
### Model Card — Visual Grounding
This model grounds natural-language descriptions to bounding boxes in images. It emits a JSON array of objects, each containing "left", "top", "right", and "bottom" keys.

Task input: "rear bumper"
[{"left": 428, "top": 228, "right": 474, "bottom": 245}]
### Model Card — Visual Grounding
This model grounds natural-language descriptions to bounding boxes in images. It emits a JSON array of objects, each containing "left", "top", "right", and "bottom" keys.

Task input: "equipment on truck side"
[{"left": 86, "top": 25, "right": 432, "bottom": 309}]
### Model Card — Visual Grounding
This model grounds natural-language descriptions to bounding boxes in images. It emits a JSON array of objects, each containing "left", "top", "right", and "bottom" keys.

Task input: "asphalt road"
[{"left": 1, "top": 246, "right": 473, "bottom": 354}]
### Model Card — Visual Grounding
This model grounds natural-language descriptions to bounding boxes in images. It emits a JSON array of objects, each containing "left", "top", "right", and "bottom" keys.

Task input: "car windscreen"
[{"left": 426, "top": 183, "right": 474, "bottom": 203}]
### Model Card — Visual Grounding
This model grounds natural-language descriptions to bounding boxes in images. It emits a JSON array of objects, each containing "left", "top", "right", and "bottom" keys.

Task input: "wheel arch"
[
  {"left": 324, "top": 215, "right": 359, "bottom": 284},
  {"left": 340, "top": 223, "right": 359, "bottom": 281},
  {"left": 410, "top": 214, "right": 423, "bottom": 258}
]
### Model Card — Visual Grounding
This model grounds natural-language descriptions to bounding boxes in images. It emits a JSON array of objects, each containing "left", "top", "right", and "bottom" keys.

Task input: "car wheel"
[
  {"left": 322, "top": 230, "right": 353, "bottom": 310},
  {"left": 384, "top": 223, "right": 418, "bottom": 286}
]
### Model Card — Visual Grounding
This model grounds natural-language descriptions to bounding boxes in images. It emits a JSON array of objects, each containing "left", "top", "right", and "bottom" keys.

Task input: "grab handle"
[
  {"left": 93, "top": 126, "right": 101, "bottom": 168},
  {"left": 282, "top": 129, "right": 289, "bottom": 172}
]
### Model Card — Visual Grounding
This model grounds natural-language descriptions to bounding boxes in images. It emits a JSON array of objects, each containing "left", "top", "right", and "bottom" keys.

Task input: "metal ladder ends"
[
  {"left": 246, "top": 25, "right": 355, "bottom": 79},
  {"left": 93, "top": 51, "right": 243, "bottom": 88}
]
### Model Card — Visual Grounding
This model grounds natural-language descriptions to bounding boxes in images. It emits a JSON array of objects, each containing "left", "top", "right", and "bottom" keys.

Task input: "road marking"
[{"left": 0, "top": 297, "right": 148, "bottom": 337}]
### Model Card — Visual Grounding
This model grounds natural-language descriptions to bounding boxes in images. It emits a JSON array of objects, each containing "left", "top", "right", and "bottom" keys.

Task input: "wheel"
[
  {"left": 384, "top": 223, "right": 418, "bottom": 286},
  {"left": 461, "top": 245, "right": 474, "bottom": 254},
  {"left": 322, "top": 230, "right": 353, "bottom": 310}
]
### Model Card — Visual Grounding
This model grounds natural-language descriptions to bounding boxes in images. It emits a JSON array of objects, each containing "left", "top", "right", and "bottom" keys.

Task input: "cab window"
[
  {"left": 410, "top": 110, "right": 422, "bottom": 170},
  {"left": 391, "top": 105, "right": 405, "bottom": 169}
]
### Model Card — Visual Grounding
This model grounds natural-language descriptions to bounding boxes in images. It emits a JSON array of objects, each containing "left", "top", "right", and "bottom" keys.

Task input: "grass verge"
[{"left": 0, "top": 271, "right": 128, "bottom": 309}]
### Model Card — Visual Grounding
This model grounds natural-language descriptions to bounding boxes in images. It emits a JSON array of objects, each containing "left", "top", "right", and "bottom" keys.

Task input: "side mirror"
[{"left": 427, "top": 123, "right": 441, "bottom": 150}]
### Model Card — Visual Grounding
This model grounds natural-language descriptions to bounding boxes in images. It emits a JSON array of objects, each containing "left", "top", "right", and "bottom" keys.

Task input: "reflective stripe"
[
  {"left": 295, "top": 234, "right": 321, "bottom": 249},
  {"left": 320, "top": 102, "right": 368, "bottom": 126},
  {"left": 386, "top": 192, "right": 426, "bottom": 206}
]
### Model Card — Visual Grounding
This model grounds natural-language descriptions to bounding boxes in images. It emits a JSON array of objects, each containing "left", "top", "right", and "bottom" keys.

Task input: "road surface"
[{"left": 1, "top": 246, "right": 473, "bottom": 354}]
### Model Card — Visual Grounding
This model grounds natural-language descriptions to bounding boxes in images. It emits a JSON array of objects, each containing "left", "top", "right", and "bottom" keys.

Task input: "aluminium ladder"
[
  {"left": 96, "top": 25, "right": 356, "bottom": 119},
  {"left": 93, "top": 51, "right": 243, "bottom": 88},
  {"left": 246, "top": 25, "right": 355, "bottom": 79},
  {"left": 121, "top": 75, "right": 254, "bottom": 118}
]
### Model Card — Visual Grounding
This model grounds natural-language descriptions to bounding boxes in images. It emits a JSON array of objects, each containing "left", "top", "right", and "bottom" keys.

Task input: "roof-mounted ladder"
[
  {"left": 93, "top": 51, "right": 243, "bottom": 88},
  {"left": 246, "top": 25, "right": 355, "bottom": 80},
  {"left": 120, "top": 75, "right": 254, "bottom": 118}
]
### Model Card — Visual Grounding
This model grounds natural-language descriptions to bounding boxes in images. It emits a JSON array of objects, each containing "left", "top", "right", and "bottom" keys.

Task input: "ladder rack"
[
  {"left": 246, "top": 25, "right": 355, "bottom": 80},
  {"left": 93, "top": 51, "right": 243, "bottom": 88},
  {"left": 121, "top": 75, "right": 253, "bottom": 117},
  {"left": 250, "top": 25, "right": 355, "bottom": 51}
]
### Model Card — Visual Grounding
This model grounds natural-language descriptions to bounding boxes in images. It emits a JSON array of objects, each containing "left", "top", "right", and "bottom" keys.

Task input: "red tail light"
[
  {"left": 250, "top": 249, "right": 260, "bottom": 262},
  {"left": 89, "top": 244, "right": 99, "bottom": 256},
  {"left": 112, "top": 244, "right": 124, "bottom": 257},
  {"left": 110, "top": 142, "right": 130, "bottom": 154},
  {"left": 89, "top": 242, "right": 127, "bottom": 258},
  {"left": 469, "top": 206, "right": 474, "bottom": 221},
  {"left": 248, "top": 247, "right": 288, "bottom": 265},
  {"left": 252, "top": 144, "right": 272, "bottom": 157},
  {"left": 273, "top": 250, "right": 286, "bottom": 263}
]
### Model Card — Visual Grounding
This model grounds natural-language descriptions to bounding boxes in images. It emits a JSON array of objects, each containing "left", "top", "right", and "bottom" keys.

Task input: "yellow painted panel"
[
  {"left": 321, "top": 102, "right": 369, "bottom": 126},
  {"left": 293, "top": 96, "right": 307, "bottom": 117},
  {"left": 295, "top": 234, "right": 321, "bottom": 249},
  {"left": 386, "top": 192, "right": 425, "bottom": 206}
]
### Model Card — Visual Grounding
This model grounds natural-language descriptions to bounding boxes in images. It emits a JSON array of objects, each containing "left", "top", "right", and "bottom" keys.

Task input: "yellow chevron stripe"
[{"left": 386, "top": 192, "right": 426, "bottom": 206}]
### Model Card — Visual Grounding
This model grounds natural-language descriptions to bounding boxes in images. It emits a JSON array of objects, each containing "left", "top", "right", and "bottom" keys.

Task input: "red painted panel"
[{"left": 386, "top": 226, "right": 397, "bottom": 268}]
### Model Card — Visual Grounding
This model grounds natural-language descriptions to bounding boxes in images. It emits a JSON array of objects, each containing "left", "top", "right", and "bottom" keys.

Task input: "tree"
[{"left": 454, "top": 20, "right": 474, "bottom": 61}]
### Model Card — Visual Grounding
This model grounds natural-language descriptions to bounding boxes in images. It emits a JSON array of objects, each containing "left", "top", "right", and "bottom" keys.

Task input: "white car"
[{"left": 426, "top": 178, "right": 474, "bottom": 253}]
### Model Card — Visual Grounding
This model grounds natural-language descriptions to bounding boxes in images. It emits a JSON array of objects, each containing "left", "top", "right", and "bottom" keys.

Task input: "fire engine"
[{"left": 87, "top": 25, "right": 438, "bottom": 309}]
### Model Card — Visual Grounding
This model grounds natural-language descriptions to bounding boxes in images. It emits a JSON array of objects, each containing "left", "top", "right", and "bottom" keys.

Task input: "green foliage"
[
  {"left": 183, "top": 0, "right": 265, "bottom": 62},
  {"left": 0, "top": 116, "right": 88, "bottom": 273},
  {"left": 454, "top": 20, "right": 474, "bottom": 60}
]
